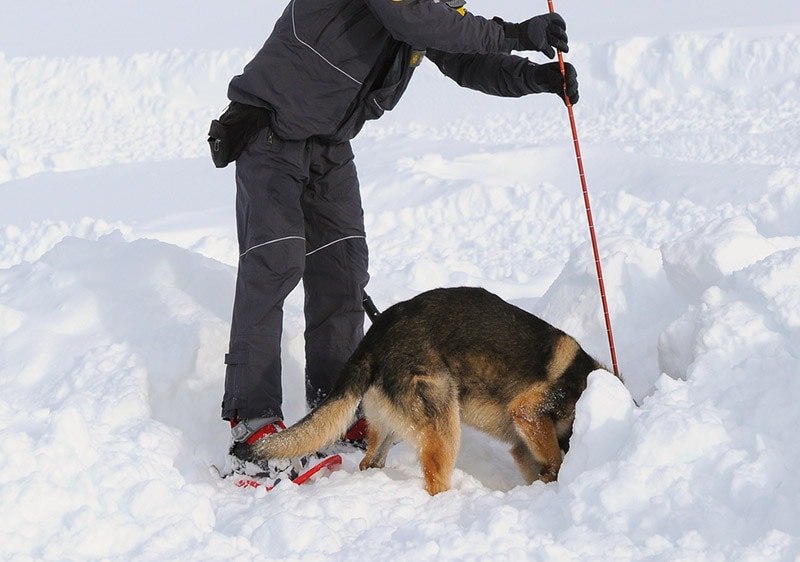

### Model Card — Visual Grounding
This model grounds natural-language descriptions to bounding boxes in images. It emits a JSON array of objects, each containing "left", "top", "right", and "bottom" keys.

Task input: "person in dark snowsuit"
[{"left": 221, "top": 0, "right": 580, "bottom": 465}]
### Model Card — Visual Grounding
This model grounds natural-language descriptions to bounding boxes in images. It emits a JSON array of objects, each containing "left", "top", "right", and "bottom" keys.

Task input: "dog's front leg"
[
  {"left": 509, "top": 391, "right": 563, "bottom": 483},
  {"left": 509, "top": 441, "right": 543, "bottom": 484}
]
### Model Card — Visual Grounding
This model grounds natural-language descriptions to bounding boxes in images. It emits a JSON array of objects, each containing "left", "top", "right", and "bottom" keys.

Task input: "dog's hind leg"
[
  {"left": 509, "top": 388, "right": 563, "bottom": 483},
  {"left": 360, "top": 426, "right": 394, "bottom": 470},
  {"left": 417, "top": 400, "right": 461, "bottom": 495},
  {"left": 359, "top": 389, "right": 397, "bottom": 470}
]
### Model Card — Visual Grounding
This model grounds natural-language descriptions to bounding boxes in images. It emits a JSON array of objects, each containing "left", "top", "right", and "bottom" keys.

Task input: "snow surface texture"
[{"left": 2, "top": 0, "right": 800, "bottom": 559}]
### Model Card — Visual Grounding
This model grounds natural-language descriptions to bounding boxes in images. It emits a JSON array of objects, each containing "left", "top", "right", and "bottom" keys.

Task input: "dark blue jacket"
[{"left": 228, "top": 0, "right": 533, "bottom": 142}]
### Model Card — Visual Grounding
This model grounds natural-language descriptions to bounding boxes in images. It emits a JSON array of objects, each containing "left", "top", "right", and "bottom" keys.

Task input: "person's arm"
[
  {"left": 365, "top": 0, "right": 570, "bottom": 59},
  {"left": 427, "top": 50, "right": 580, "bottom": 103},
  {"left": 364, "top": 0, "right": 515, "bottom": 54}
]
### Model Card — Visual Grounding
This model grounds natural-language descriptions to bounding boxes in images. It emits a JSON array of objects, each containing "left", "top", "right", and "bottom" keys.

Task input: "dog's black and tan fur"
[{"left": 233, "top": 287, "right": 607, "bottom": 495}]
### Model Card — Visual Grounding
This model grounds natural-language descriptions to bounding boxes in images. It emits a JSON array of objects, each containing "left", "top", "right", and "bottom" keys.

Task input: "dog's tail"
[{"left": 238, "top": 357, "right": 372, "bottom": 461}]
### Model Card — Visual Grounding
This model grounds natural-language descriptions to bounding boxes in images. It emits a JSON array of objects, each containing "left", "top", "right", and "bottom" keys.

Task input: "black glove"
[
  {"left": 503, "top": 13, "right": 569, "bottom": 59},
  {"left": 524, "top": 62, "right": 579, "bottom": 105}
]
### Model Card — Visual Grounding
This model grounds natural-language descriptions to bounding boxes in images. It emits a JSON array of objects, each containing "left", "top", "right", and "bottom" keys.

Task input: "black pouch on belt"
[{"left": 207, "top": 102, "right": 271, "bottom": 168}]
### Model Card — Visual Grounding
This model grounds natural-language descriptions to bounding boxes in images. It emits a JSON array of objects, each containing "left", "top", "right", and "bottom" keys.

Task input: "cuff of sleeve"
[
  {"left": 492, "top": 17, "right": 521, "bottom": 52},
  {"left": 523, "top": 62, "right": 547, "bottom": 94}
]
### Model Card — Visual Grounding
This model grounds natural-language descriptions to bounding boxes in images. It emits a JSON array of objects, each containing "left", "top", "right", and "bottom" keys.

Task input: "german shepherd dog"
[{"left": 232, "top": 287, "right": 606, "bottom": 495}]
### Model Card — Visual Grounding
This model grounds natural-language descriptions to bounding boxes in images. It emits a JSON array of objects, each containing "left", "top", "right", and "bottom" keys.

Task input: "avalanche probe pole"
[{"left": 546, "top": 0, "right": 620, "bottom": 378}]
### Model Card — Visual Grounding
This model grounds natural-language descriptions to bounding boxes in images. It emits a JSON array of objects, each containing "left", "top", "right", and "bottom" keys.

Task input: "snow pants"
[{"left": 221, "top": 125, "right": 369, "bottom": 422}]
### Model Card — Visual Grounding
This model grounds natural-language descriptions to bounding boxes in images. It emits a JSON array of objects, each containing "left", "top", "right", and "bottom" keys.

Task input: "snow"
[{"left": 2, "top": 0, "right": 800, "bottom": 559}]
